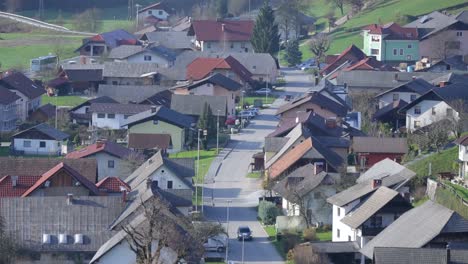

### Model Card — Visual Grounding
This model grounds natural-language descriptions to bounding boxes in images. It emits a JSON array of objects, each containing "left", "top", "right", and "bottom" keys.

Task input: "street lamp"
[
  {"left": 55, "top": 93, "right": 58, "bottom": 129},
  {"left": 216, "top": 109, "right": 220, "bottom": 154},
  {"left": 196, "top": 128, "right": 201, "bottom": 212},
  {"left": 135, "top": 4, "right": 141, "bottom": 29},
  {"left": 225, "top": 200, "right": 232, "bottom": 263},
  {"left": 201, "top": 163, "right": 205, "bottom": 214}
]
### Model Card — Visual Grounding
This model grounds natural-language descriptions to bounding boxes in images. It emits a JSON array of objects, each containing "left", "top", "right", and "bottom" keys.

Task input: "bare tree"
[
  {"left": 293, "top": 243, "right": 329, "bottom": 264},
  {"left": 430, "top": 32, "right": 459, "bottom": 61},
  {"left": 349, "top": 92, "right": 378, "bottom": 134},
  {"left": 332, "top": 0, "right": 345, "bottom": 15},
  {"left": 122, "top": 197, "right": 201, "bottom": 264},
  {"left": 73, "top": 8, "right": 102, "bottom": 32},
  {"left": 276, "top": 0, "right": 301, "bottom": 42},
  {"left": 427, "top": 119, "right": 450, "bottom": 152},
  {"left": 0, "top": 215, "right": 17, "bottom": 264},
  {"left": 325, "top": 11, "right": 336, "bottom": 32},
  {"left": 448, "top": 99, "right": 468, "bottom": 138},
  {"left": 309, "top": 34, "right": 331, "bottom": 70},
  {"left": 346, "top": 0, "right": 364, "bottom": 14}
]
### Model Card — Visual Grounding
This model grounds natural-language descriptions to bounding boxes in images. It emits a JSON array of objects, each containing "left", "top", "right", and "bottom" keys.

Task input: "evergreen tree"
[
  {"left": 251, "top": 0, "right": 280, "bottom": 55},
  {"left": 283, "top": 39, "right": 302, "bottom": 66},
  {"left": 216, "top": 0, "right": 228, "bottom": 18}
]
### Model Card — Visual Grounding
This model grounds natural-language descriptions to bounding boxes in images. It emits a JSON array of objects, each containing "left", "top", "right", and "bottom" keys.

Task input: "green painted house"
[
  {"left": 122, "top": 106, "right": 194, "bottom": 153},
  {"left": 362, "top": 22, "right": 420, "bottom": 62}
]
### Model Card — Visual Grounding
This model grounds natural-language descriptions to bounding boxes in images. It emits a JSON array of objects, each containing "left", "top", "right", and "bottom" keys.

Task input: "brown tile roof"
[
  {"left": 128, "top": 133, "right": 171, "bottom": 150},
  {"left": 321, "top": 45, "right": 366, "bottom": 75},
  {"left": 0, "top": 157, "right": 97, "bottom": 183},
  {"left": 352, "top": 137, "right": 408, "bottom": 154},
  {"left": 363, "top": 22, "right": 419, "bottom": 40},
  {"left": 96, "top": 176, "right": 131, "bottom": 193},
  {"left": 0, "top": 175, "right": 41, "bottom": 197},
  {"left": 186, "top": 56, "right": 253, "bottom": 82},
  {"left": 268, "top": 138, "right": 313, "bottom": 180},
  {"left": 66, "top": 140, "right": 135, "bottom": 159},
  {"left": 21, "top": 162, "right": 99, "bottom": 197},
  {"left": 189, "top": 20, "right": 254, "bottom": 42}
]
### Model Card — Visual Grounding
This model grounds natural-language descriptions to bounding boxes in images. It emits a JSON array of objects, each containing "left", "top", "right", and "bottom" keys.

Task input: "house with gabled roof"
[
  {"left": 351, "top": 137, "right": 408, "bottom": 168},
  {"left": 139, "top": 89, "right": 173, "bottom": 108},
  {"left": 0, "top": 86, "right": 19, "bottom": 131},
  {"left": 69, "top": 96, "right": 118, "bottom": 126},
  {"left": 89, "top": 102, "right": 152, "bottom": 129},
  {"left": 122, "top": 106, "right": 194, "bottom": 153},
  {"left": 360, "top": 200, "right": 468, "bottom": 262},
  {"left": 58, "top": 63, "right": 104, "bottom": 94},
  {"left": 188, "top": 19, "right": 255, "bottom": 53},
  {"left": 137, "top": 1, "right": 171, "bottom": 22},
  {"left": 96, "top": 176, "right": 131, "bottom": 195},
  {"left": 321, "top": 45, "right": 366, "bottom": 76},
  {"left": 107, "top": 44, "right": 177, "bottom": 67},
  {"left": 29, "top": 103, "right": 56, "bottom": 123},
  {"left": 362, "top": 22, "right": 419, "bottom": 62},
  {"left": 12, "top": 123, "right": 69, "bottom": 156},
  {"left": 170, "top": 94, "right": 228, "bottom": 120},
  {"left": 0, "top": 70, "right": 45, "bottom": 121},
  {"left": 76, "top": 29, "right": 139, "bottom": 57},
  {"left": 66, "top": 140, "right": 136, "bottom": 180}
]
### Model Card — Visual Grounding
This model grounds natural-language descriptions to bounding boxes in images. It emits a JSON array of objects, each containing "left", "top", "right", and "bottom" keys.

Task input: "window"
[
  {"left": 167, "top": 180, "right": 173, "bottom": 189},
  {"left": 408, "top": 44, "right": 412, "bottom": 49},
  {"left": 393, "top": 94, "right": 399, "bottom": 101},
  {"left": 447, "top": 108, "right": 453, "bottom": 116},
  {"left": 23, "top": 140, "right": 31, "bottom": 148},
  {"left": 414, "top": 106, "right": 421, "bottom": 114},
  {"left": 432, "top": 107, "right": 436, "bottom": 115},
  {"left": 414, "top": 120, "right": 421, "bottom": 128},
  {"left": 154, "top": 180, "right": 158, "bottom": 187},
  {"left": 337, "top": 207, "right": 341, "bottom": 216},
  {"left": 337, "top": 229, "right": 340, "bottom": 238},
  {"left": 107, "top": 114, "right": 115, "bottom": 119},
  {"left": 241, "top": 42, "right": 245, "bottom": 48},
  {"left": 314, "top": 192, "right": 321, "bottom": 199},
  {"left": 446, "top": 41, "right": 461, "bottom": 50},
  {"left": 370, "top": 215, "right": 383, "bottom": 227},
  {"left": 144, "top": 55, "right": 152, "bottom": 61},
  {"left": 159, "top": 10, "right": 163, "bottom": 15},
  {"left": 393, "top": 49, "right": 397, "bottom": 55},
  {"left": 153, "top": 120, "right": 159, "bottom": 125},
  {"left": 148, "top": 10, "right": 152, "bottom": 14},
  {"left": 371, "top": 48, "right": 379, "bottom": 55},
  {"left": 97, "top": 113, "right": 105, "bottom": 118},
  {"left": 230, "top": 43, "right": 234, "bottom": 49},
  {"left": 39, "top": 141, "right": 46, "bottom": 148},
  {"left": 399, "top": 49, "right": 404, "bottom": 55},
  {"left": 112, "top": 81, "right": 118, "bottom": 85},
  {"left": 206, "top": 42, "right": 211, "bottom": 49},
  {"left": 406, "top": 55, "right": 413, "bottom": 60},
  {"left": 108, "top": 160, "right": 115, "bottom": 168},
  {"left": 457, "top": 31, "right": 463, "bottom": 37},
  {"left": 410, "top": 94, "right": 417, "bottom": 101},
  {"left": 371, "top": 35, "right": 380, "bottom": 42},
  {"left": 348, "top": 236, "right": 352, "bottom": 241}
]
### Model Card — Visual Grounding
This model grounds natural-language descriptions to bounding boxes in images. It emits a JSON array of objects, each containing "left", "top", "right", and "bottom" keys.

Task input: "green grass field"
[
  {"left": 42, "top": 95, "right": 87, "bottom": 107},
  {"left": 408, "top": 147, "right": 458, "bottom": 180},
  {"left": 247, "top": 172, "right": 262, "bottom": 179},
  {"left": 243, "top": 96, "right": 277, "bottom": 106},
  {"left": 436, "top": 186, "right": 468, "bottom": 219},
  {"left": 446, "top": 181, "right": 468, "bottom": 200}
]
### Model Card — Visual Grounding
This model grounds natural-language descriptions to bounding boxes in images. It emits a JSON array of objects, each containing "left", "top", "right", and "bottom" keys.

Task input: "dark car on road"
[
  {"left": 284, "top": 95, "right": 292, "bottom": 101},
  {"left": 237, "top": 226, "right": 253, "bottom": 241}
]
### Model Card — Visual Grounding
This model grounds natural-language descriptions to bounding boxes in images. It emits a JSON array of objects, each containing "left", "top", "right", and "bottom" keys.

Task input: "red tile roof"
[
  {"left": 321, "top": 45, "right": 366, "bottom": 75},
  {"left": 0, "top": 175, "right": 41, "bottom": 197},
  {"left": 21, "top": 162, "right": 99, "bottom": 197},
  {"left": 363, "top": 22, "right": 419, "bottom": 40},
  {"left": 328, "top": 57, "right": 398, "bottom": 79},
  {"left": 189, "top": 20, "right": 254, "bottom": 42},
  {"left": 456, "top": 135, "right": 468, "bottom": 146},
  {"left": 96, "top": 176, "right": 130, "bottom": 193},
  {"left": 66, "top": 140, "right": 134, "bottom": 159},
  {"left": 268, "top": 138, "right": 313, "bottom": 180},
  {"left": 186, "top": 56, "right": 253, "bottom": 82}
]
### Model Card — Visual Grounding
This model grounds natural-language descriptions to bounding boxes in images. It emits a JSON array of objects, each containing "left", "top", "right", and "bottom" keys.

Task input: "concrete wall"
[
  {"left": 0, "top": 102, "right": 18, "bottom": 131},
  {"left": 13, "top": 138, "right": 61, "bottom": 155},
  {"left": 141, "top": 8, "right": 170, "bottom": 20},
  {"left": 197, "top": 40, "right": 254, "bottom": 53},
  {"left": 405, "top": 100, "right": 456, "bottom": 131},
  {"left": 363, "top": 32, "right": 383, "bottom": 61},
  {"left": 459, "top": 145, "right": 468, "bottom": 178},
  {"left": 128, "top": 120, "right": 185, "bottom": 152},
  {"left": 150, "top": 165, "right": 191, "bottom": 189},
  {"left": 126, "top": 51, "right": 172, "bottom": 67},
  {"left": 92, "top": 112, "right": 129, "bottom": 129},
  {"left": 420, "top": 29, "right": 468, "bottom": 61},
  {"left": 94, "top": 152, "right": 125, "bottom": 180},
  {"left": 174, "top": 84, "right": 238, "bottom": 115},
  {"left": 378, "top": 92, "right": 420, "bottom": 109},
  {"left": 332, "top": 200, "right": 360, "bottom": 242}
]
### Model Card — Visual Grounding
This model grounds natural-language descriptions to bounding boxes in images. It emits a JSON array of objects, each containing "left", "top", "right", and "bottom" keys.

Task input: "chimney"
[
  {"left": 447, "top": 243, "right": 451, "bottom": 263},
  {"left": 96, "top": 140, "right": 104, "bottom": 148},
  {"left": 67, "top": 193, "right": 74, "bottom": 205},
  {"left": 151, "top": 106, "right": 157, "bottom": 113},
  {"left": 146, "top": 178, "right": 152, "bottom": 189},
  {"left": 80, "top": 56, "right": 86, "bottom": 65},
  {"left": 221, "top": 23, "right": 225, "bottom": 32},
  {"left": 11, "top": 176, "right": 18, "bottom": 187},
  {"left": 372, "top": 179, "right": 382, "bottom": 189},
  {"left": 439, "top": 81, "right": 446, "bottom": 87},
  {"left": 314, "top": 162, "right": 324, "bottom": 174},
  {"left": 120, "top": 186, "right": 128, "bottom": 203},
  {"left": 393, "top": 73, "right": 398, "bottom": 82},
  {"left": 325, "top": 118, "right": 337, "bottom": 129}
]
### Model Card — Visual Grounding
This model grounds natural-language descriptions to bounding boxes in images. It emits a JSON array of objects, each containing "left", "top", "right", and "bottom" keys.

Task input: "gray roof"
[
  {"left": 122, "top": 106, "right": 194, "bottom": 128},
  {"left": 357, "top": 158, "right": 414, "bottom": 183},
  {"left": 265, "top": 124, "right": 309, "bottom": 169},
  {"left": 340, "top": 187, "right": 399, "bottom": 229},
  {"left": 373, "top": 247, "right": 468, "bottom": 264},
  {"left": 352, "top": 137, "right": 408, "bottom": 154},
  {"left": 142, "top": 31, "right": 194, "bottom": 50},
  {"left": 375, "top": 78, "right": 435, "bottom": 98},
  {"left": 327, "top": 162, "right": 415, "bottom": 207},
  {"left": 305, "top": 241, "right": 360, "bottom": 253},
  {"left": 0, "top": 196, "right": 124, "bottom": 252},
  {"left": 264, "top": 137, "right": 289, "bottom": 152},
  {"left": 102, "top": 62, "right": 161, "bottom": 78},
  {"left": 13, "top": 123, "right": 69, "bottom": 141},
  {"left": 273, "top": 168, "right": 330, "bottom": 202},
  {"left": 176, "top": 73, "right": 242, "bottom": 91},
  {"left": 361, "top": 201, "right": 468, "bottom": 259},
  {"left": 89, "top": 103, "right": 152, "bottom": 115},
  {"left": 170, "top": 94, "right": 227, "bottom": 117},
  {"left": 97, "top": 84, "right": 169, "bottom": 104},
  {"left": 336, "top": 71, "right": 446, "bottom": 89},
  {"left": 314, "top": 136, "right": 350, "bottom": 148},
  {"left": 108, "top": 44, "right": 177, "bottom": 62},
  {"left": 405, "top": 11, "right": 459, "bottom": 39},
  {"left": 153, "top": 188, "right": 192, "bottom": 207}
]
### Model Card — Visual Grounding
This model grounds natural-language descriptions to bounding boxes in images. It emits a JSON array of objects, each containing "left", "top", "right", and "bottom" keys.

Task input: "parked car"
[
  {"left": 254, "top": 88, "right": 272, "bottom": 95},
  {"left": 225, "top": 115, "right": 236, "bottom": 125},
  {"left": 239, "top": 111, "right": 255, "bottom": 119},
  {"left": 284, "top": 95, "right": 292, "bottom": 101},
  {"left": 248, "top": 107, "right": 260, "bottom": 115},
  {"left": 297, "top": 58, "right": 315, "bottom": 69},
  {"left": 237, "top": 226, "right": 253, "bottom": 241},
  {"left": 203, "top": 234, "right": 227, "bottom": 252}
]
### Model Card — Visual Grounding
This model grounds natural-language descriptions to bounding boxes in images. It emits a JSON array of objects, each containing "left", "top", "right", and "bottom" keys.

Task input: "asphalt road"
[{"left": 202, "top": 69, "right": 312, "bottom": 263}]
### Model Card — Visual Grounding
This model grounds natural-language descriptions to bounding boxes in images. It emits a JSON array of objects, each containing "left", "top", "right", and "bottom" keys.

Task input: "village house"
[
  {"left": 0, "top": 70, "right": 44, "bottom": 121},
  {"left": 140, "top": 31, "right": 195, "bottom": 52},
  {"left": 398, "top": 83, "right": 468, "bottom": 132},
  {"left": 28, "top": 103, "right": 56, "bottom": 123},
  {"left": 137, "top": 1, "right": 171, "bottom": 22},
  {"left": 405, "top": 11, "right": 468, "bottom": 61},
  {"left": 0, "top": 87, "right": 19, "bottom": 132},
  {"left": 456, "top": 135, "right": 468, "bottom": 179},
  {"left": 12, "top": 123, "right": 69, "bottom": 156},
  {"left": 75, "top": 29, "right": 139, "bottom": 57},
  {"left": 58, "top": 63, "right": 104, "bottom": 94},
  {"left": 188, "top": 19, "right": 254, "bottom": 53},
  {"left": 122, "top": 106, "right": 194, "bottom": 153},
  {"left": 321, "top": 45, "right": 366, "bottom": 76},
  {"left": 420, "top": 55, "right": 468, "bottom": 73},
  {"left": 351, "top": 137, "right": 408, "bottom": 168},
  {"left": 66, "top": 140, "right": 136, "bottom": 180},
  {"left": 97, "top": 85, "right": 169, "bottom": 105},
  {"left": 362, "top": 22, "right": 420, "bottom": 62},
  {"left": 272, "top": 166, "right": 340, "bottom": 225},
  {"left": 172, "top": 73, "right": 242, "bottom": 116},
  {"left": 139, "top": 89, "right": 173, "bottom": 107},
  {"left": 89, "top": 103, "right": 152, "bottom": 129},
  {"left": 170, "top": 94, "right": 228, "bottom": 121},
  {"left": 69, "top": 96, "right": 118, "bottom": 126},
  {"left": 107, "top": 44, "right": 177, "bottom": 67},
  {"left": 372, "top": 247, "right": 468, "bottom": 264}
]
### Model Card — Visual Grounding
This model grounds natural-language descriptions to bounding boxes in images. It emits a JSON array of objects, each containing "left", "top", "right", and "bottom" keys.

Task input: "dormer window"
[{"left": 371, "top": 35, "right": 380, "bottom": 42}]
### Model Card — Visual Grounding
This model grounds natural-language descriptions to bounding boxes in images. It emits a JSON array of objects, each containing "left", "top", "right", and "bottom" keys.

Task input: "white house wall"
[
  {"left": 332, "top": 200, "right": 360, "bottom": 242},
  {"left": 127, "top": 51, "right": 172, "bottom": 67},
  {"left": 13, "top": 138, "right": 61, "bottom": 156},
  {"left": 150, "top": 165, "right": 191, "bottom": 190},
  {"left": 198, "top": 40, "right": 254, "bottom": 53},
  {"left": 92, "top": 113, "right": 130, "bottom": 129},
  {"left": 95, "top": 152, "right": 125, "bottom": 180},
  {"left": 405, "top": 100, "right": 457, "bottom": 131},
  {"left": 378, "top": 92, "right": 420, "bottom": 109},
  {"left": 142, "top": 9, "right": 170, "bottom": 20}
]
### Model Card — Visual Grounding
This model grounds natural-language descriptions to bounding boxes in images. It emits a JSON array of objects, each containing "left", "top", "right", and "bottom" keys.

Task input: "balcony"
[{"left": 361, "top": 226, "right": 385, "bottom": 236}]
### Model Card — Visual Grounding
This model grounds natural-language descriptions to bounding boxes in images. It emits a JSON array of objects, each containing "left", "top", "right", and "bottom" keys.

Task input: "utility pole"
[
  {"left": 225, "top": 200, "right": 232, "bottom": 263},
  {"left": 135, "top": 4, "right": 141, "bottom": 30},
  {"left": 55, "top": 94, "right": 58, "bottom": 129},
  {"left": 38, "top": 0, "right": 44, "bottom": 20},
  {"left": 216, "top": 110, "right": 220, "bottom": 154},
  {"left": 196, "top": 128, "right": 201, "bottom": 212}
]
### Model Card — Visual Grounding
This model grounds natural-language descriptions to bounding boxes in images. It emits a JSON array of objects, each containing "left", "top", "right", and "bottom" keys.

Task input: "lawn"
[
  {"left": 412, "top": 196, "right": 429, "bottom": 207},
  {"left": 247, "top": 172, "right": 262, "bottom": 179},
  {"left": 408, "top": 146, "right": 458, "bottom": 181},
  {"left": 243, "top": 96, "right": 277, "bottom": 106},
  {"left": 445, "top": 181, "right": 468, "bottom": 200},
  {"left": 436, "top": 186, "right": 468, "bottom": 219},
  {"left": 42, "top": 95, "right": 87, "bottom": 107},
  {"left": 316, "top": 230, "right": 332, "bottom": 241},
  {"left": 325, "top": 0, "right": 468, "bottom": 55}
]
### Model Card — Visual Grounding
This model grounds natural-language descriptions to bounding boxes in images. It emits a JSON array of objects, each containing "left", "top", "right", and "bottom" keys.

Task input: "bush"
[
  {"left": 258, "top": 200, "right": 280, "bottom": 225},
  {"left": 282, "top": 231, "right": 301, "bottom": 253},
  {"left": 303, "top": 227, "right": 317, "bottom": 242}
]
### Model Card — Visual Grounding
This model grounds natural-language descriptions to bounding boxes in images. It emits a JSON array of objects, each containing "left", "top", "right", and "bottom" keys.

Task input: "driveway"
[{"left": 202, "top": 70, "right": 312, "bottom": 263}]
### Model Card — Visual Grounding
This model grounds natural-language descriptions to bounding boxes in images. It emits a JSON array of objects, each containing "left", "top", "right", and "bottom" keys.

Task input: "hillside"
[
  {"left": 303, "top": 0, "right": 468, "bottom": 56},
  {"left": 407, "top": 146, "right": 458, "bottom": 185}
]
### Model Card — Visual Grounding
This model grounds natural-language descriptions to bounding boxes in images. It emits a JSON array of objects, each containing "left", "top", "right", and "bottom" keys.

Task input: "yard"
[
  {"left": 41, "top": 95, "right": 87, "bottom": 107},
  {"left": 407, "top": 146, "right": 458, "bottom": 184},
  {"left": 247, "top": 172, "right": 262, "bottom": 179},
  {"left": 243, "top": 95, "right": 277, "bottom": 106}
]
